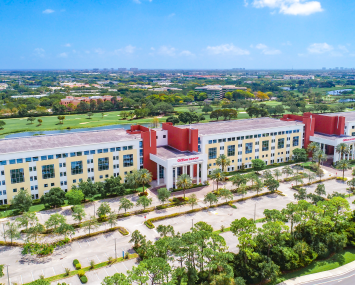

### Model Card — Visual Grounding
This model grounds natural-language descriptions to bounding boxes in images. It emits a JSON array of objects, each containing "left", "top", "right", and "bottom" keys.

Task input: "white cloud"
[
  {"left": 43, "top": 9, "right": 54, "bottom": 14},
  {"left": 114, "top": 45, "right": 137, "bottom": 54},
  {"left": 180, "top": 50, "right": 195, "bottom": 56},
  {"left": 255, "top": 43, "right": 281, "bottom": 55},
  {"left": 33, "top": 48, "right": 45, "bottom": 57},
  {"left": 206, "top": 44, "right": 250, "bottom": 55},
  {"left": 64, "top": 43, "right": 71, "bottom": 47},
  {"left": 157, "top": 46, "right": 176, "bottom": 56},
  {"left": 94, "top": 48, "right": 105, "bottom": 55},
  {"left": 58, "top": 52, "right": 68, "bottom": 58},
  {"left": 167, "top": 13, "right": 175, "bottom": 18},
  {"left": 307, "top": 43, "right": 333, "bottom": 54},
  {"left": 132, "top": 0, "right": 141, "bottom": 3},
  {"left": 282, "top": 41, "right": 292, "bottom": 46},
  {"left": 251, "top": 0, "right": 323, "bottom": 16},
  {"left": 338, "top": 45, "right": 349, "bottom": 53}
]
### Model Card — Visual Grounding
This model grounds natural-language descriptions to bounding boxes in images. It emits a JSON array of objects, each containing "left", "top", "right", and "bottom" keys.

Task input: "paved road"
[{"left": 299, "top": 270, "right": 355, "bottom": 285}]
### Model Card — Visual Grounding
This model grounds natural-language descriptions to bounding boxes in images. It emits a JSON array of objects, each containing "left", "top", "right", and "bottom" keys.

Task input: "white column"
[
  {"left": 197, "top": 163, "right": 200, "bottom": 184},
  {"left": 353, "top": 144, "right": 355, "bottom": 160},
  {"left": 183, "top": 165, "right": 186, "bottom": 175},
  {"left": 334, "top": 147, "right": 339, "bottom": 163},
  {"left": 191, "top": 164, "right": 194, "bottom": 181},
  {"left": 174, "top": 167, "right": 178, "bottom": 189},
  {"left": 322, "top": 144, "right": 325, "bottom": 153},
  {"left": 201, "top": 161, "right": 207, "bottom": 184},
  {"left": 157, "top": 164, "right": 160, "bottom": 186}
]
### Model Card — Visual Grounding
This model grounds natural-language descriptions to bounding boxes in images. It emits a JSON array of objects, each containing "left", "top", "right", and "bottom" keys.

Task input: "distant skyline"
[{"left": 1, "top": 0, "right": 354, "bottom": 69}]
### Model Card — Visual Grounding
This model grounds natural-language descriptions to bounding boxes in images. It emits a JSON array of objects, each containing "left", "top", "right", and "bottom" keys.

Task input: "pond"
[
  {"left": 328, "top": 89, "right": 353, "bottom": 95},
  {"left": 2, "top": 123, "right": 153, "bottom": 139}
]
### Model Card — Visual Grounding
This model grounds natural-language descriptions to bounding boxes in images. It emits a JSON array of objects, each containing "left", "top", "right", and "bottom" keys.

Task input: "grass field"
[{"left": 271, "top": 247, "right": 355, "bottom": 284}]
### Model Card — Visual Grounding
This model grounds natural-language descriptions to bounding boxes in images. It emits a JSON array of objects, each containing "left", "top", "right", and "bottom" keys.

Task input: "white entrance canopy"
[
  {"left": 150, "top": 146, "right": 208, "bottom": 190},
  {"left": 310, "top": 133, "right": 355, "bottom": 162}
]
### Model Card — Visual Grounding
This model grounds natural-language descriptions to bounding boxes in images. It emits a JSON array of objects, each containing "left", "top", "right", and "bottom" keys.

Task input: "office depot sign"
[
  {"left": 177, "top": 157, "right": 199, "bottom": 163},
  {"left": 343, "top": 137, "right": 355, "bottom": 142}
]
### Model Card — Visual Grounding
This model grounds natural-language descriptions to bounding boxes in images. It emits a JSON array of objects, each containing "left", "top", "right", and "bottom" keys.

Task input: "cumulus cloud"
[
  {"left": 114, "top": 45, "right": 137, "bottom": 54},
  {"left": 43, "top": 9, "right": 55, "bottom": 14},
  {"left": 64, "top": 43, "right": 71, "bottom": 47},
  {"left": 58, "top": 52, "right": 68, "bottom": 58},
  {"left": 157, "top": 46, "right": 176, "bottom": 56},
  {"left": 250, "top": 0, "right": 323, "bottom": 16},
  {"left": 254, "top": 43, "right": 281, "bottom": 55},
  {"left": 206, "top": 44, "right": 250, "bottom": 55},
  {"left": 167, "top": 13, "right": 175, "bottom": 18},
  {"left": 180, "top": 50, "right": 195, "bottom": 56},
  {"left": 94, "top": 48, "right": 105, "bottom": 55},
  {"left": 33, "top": 48, "right": 45, "bottom": 57},
  {"left": 307, "top": 43, "right": 333, "bottom": 54}
]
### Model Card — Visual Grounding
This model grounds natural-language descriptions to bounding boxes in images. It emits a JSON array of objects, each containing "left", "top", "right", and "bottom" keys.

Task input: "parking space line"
[
  {"left": 31, "top": 271, "right": 34, "bottom": 281},
  {"left": 96, "top": 273, "right": 100, "bottom": 281},
  {"left": 52, "top": 267, "right": 56, "bottom": 275},
  {"left": 113, "top": 264, "right": 119, "bottom": 273},
  {"left": 20, "top": 275, "right": 23, "bottom": 284},
  {"left": 122, "top": 262, "right": 128, "bottom": 270},
  {"left": 103, "top": 267, "right": 109, "bottom": 276},
  {"left": 96, "top": 255, "right": 101, "bottom": 262},
  {"left": 95, "top": 238, "right": 100, "bottom": 244},
  {"left": 78, "top": 241, "right": 82, "bottom": 248},
  {"left": 86, "top": 240, "right": 90, "bottom": 246}
]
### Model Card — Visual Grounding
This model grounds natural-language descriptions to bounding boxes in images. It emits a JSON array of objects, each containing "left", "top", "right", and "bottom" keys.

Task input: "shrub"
[
  {"left": 138, "top": 192, "right": 148, "bottom": 197},
  {"left": 75, "top": 263, "right": 81, "bottom": 270},
  {"left": 65, "top": 268, "right": 70, "bottom": 276},
  {"left": 77, "top": 269, "right": 85, "bottom": 277},
  {"left": 90, "top": 260, "right": 95, "bottom": 269},
  {"left": 337, "top": 177, "right": 348, "bottom": 181},
  {"left": 73, "top": 259, "right": 79, "bottom": 266},
  {"left": 0, "top": 204, "right": 11, "bottom": 211},
  {"left": 118, "top": 227, "right": 129, "bottom": 235},
  {"left": 32, "top": 199, "right": 42, "bottom": 205},
  {"left": 80, "top": 275, "right": 88, "bottom": 284},
  {"left": 144, "top": 221, "right": 155, "bottom": 229}
]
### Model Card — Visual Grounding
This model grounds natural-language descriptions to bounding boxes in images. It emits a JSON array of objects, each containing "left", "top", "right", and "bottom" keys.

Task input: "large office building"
[
  {"left": 195, "top": 85, "right": 247, "bottom": 100},
  {"left": 0, "top": 118, "right": 305, "bottom": 205}
]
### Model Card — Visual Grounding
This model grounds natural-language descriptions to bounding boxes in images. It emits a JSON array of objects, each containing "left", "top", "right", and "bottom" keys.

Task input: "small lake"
[
  {"left": 339, "top": 99, "right": 355, "bottom": 103},
  {"left": 2, "top": 123, "right": 152, "bottom": 139},
  {"left": 280, "top": 87, "right": 291, "bottom": 90},
  {"left": 328, "top": 89, "right": 353, "bottom": 95}
]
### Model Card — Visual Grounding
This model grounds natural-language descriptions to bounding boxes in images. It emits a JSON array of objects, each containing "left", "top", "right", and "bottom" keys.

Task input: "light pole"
[
  {"left": 3, "top": 223, "right": 6, "bottom": 242},
  {"left": 114, "top": 238, "right": 117, "bottom": 260},
  {"left": 254, "top": 203, "right": 256, "bottom": 222},
  {"left": 93, "top": 203, "right": 95, "bottom": 217},
  {"left": 192, "top": 219, "right": 193, "bottom": 229},
  {"left": 6, "top": 265, "right": 10, "bottom": 285}
]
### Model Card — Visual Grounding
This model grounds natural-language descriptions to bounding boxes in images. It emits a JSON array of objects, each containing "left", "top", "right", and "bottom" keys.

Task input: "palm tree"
[
  {"left": 313, "top": 150, "right": 327, "bottom": 166},
  {"left": 216, "top": 154, "right": 231, "bottom": 172},
  {"left": 176, "top": 174, "right": 192, "bottom": 199},
  {"left": 210, "top": 169, "right": 226, "bottom": 190},
  {"left": 336, "top": 160, "right": 351, "bottom": 180},
  {"left": 282, "top": 166, "right": 294, "bottom": 178},
  {"left": 336, "top": 143, "right": 350, "bottom": 160},
  {"left": 307, "top": 142, "right": 320, "bottom": 162},
  {"left": 138, "top": 169, "right": 152, "bottom": 194}
]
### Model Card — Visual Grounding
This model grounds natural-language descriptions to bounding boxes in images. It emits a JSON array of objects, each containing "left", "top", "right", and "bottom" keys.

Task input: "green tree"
[
  {"left": 78, "top": 179, "right": 98, "bottom": 201},
  {"left": 157, "top": 187, "right": 171, "bottom": 206},
  {"left": 138, "top": 168, "right": 152, "bottom": 194},
  {"left": 45, "top": 213, "right": 66, "bottom": 231},
  {"left": 254, "top": 178, "right": 264, "bottom": 195},
  {"left": 202, "top": 104, "right": 213, "bottom": 114},
  {"left": 315, "top": 184, "right": 326, "bottom": 196},
  {"left": 313, "top": 150, "right": 327, "bottom": 166},
  {"left": 27, "top": 223, "right": 45, "bottom": 243},
  {"left": 336, "top": 160, "right": 351, "bottom": 179},
  {"left": 230, "top": 174, "right": 247, "bottom": 190},
  {"left": 294, "top": 188, "right": 307, "bottom": 201},
  {"left": 210, "top": 169, "right": 226, "bottom": 190},
  {"left": 102, "top": 273, "right": 130, "bottom": 285},
  {"left": 40, "top": 187, "right": 66, "bottom": 208},
  {"left": 65, "top": 188, "right": 84, "bottom": 205},
  {"left": 156, "top": 225, "right": 175, "bottom": 237},
  {"left": 216, "top": 154, "right": 231, "bottom": 172},
  {"left": 336, "top": 143, "right": 350, "bottom": 160},
  {"left": 307, "top": 142, "right": 320, "bottom": 162},
  {"left": 119, "top": 198, "right": 134, "bottom": 214},
  {"left": 273, "top": 169, "right": 282, "bottom": 181},
  {"left": 107, "top": 211, "right": 118, "bottom": 229},
  {"left": 11, "top": 189, "right": 32, "bottom": 212},
  {"left": 204, "top": 192, "right": 218, "bottom": 207},
  {"left": 176, "top": 174, "right": 192, "bottom": 199},
  {"left": 265, "top": 178, "right": 279, "bottom": 192},
  {"left": 292, "top": 148, "right": 308, "bottom": 162},
  {"left": 187, "top": 193, "right": 198, "bottom": 209},
  {"left": 16, "top": 212, "right": 38, "bottom": 230},
  {"left": 55, "top": 223, "right": 75, "bottom": 238},
  {"left": 5, "top": 221, "right": 20, "bottom": 244},
  {"left": 72, "top": 205, "right": 86, "bottom": 223},
  {"left": 238, "top": 185, "right": 248, "bottom": 199},
  {"left": 251, "top": 159, "right": 266, "bottom": 173},
  {"left": 282, "top": 166, "right": 294, "bottom": 178},
  {"left": 83, "top": 216, "right": 99, "bottom": 234},
  {"left": 347, "top": 178, "right": 355, "bottom": 191},
  {"left": 27, "top": 116, "right": 36, "bottom": 124},
  {"left": 136, "top": 196, "right": 153, "bottom": 211},
  {"left": 97, "top": 202, "right": 111, "bottom": 219},
  {"left": 293, "top": 174, "right": 304, "bottom": 186},
  {"left": 87, "top": 112, "right": 93, "bottom": 119},
  {"left": 0, "top": 120, "right": 6, "bottom": 129},
  {"left": 125, "top": 170, "right": 141, "bottom": 193},
  {"left": 219, "top": 188, "right": 233, "bottom": 202},
  {"left": 166, "top": 116, "right": 180, "bottom": 125}
]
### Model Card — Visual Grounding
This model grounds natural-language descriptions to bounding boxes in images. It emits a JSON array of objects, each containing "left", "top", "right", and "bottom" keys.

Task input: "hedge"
[
  {"left": 80, "top": 275, "right": 88, "bottom": 284},
  {"left": 292, "top": 176, "right": 336, "bottom": 190}
]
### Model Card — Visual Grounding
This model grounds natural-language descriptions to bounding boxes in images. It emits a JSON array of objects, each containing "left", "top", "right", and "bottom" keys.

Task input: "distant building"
[
  {"left": 117, "top": 68, "right": 126, "bottom": 72},
  {"left": 130, "top": 68, "right": 139, "bottom": 72},
  {"left": 283, "top": 75, "right": 315, "bottom": 80},
  {"left": 59, "top": 95, "right": 122, "bottom": 107},
  {"left": 0, "top": 83, "right": 8, "bottom": 90},
  {"left": 195, "top": 85, "right": 247, "bottom": 100}
]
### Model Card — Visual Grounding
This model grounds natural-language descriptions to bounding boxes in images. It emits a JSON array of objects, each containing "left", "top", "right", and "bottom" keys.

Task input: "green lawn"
[{"left": 271, "top": 247, "right": 355, "bottom": 285}]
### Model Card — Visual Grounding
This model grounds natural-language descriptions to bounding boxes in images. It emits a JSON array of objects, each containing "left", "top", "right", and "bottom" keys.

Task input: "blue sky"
[{"left": 1, "top": 0, "right": 354, "bottom": 69}]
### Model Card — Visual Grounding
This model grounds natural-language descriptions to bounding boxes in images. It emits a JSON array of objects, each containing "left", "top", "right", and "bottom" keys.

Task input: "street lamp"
[
  {"left": 254, "top": 203, "right": 256, "bottom": 222},
  {"left": 6, "top": 265, "right": 10, "bottom": 285}
]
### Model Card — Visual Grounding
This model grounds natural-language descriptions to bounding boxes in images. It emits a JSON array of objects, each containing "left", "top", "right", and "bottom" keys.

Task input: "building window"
[
  {"left": 262, "top": 141, "right": 269, "bottom": 151},
  {"left": 208, "top": 147, "right": 217, "bottom": 159},
  {"left": 10, "top": 168, "right": 25, "bottom": 184},
  {"left": 123, "top": 154, "right": 134, "bottom": 167},
  {"left": 42, "top": 164, "right": 55, "bottom": 179},
  {"left": 71, "top": 161, "right": 83, "bottom": 175},
  {"left": 98, "top": 157, "right": 109, "bottom": 171},
  {"left": 245, "top": 143, "right": 253, "bottom": 154},
  {"left": 278, "top": 138, "right": 285, "bottom": 149},
  {"left": 227, "top": 145, "right": 235, "bottom": 156},
  {"left": 293, "top": 136, "right": 299, "bottom": 147}
]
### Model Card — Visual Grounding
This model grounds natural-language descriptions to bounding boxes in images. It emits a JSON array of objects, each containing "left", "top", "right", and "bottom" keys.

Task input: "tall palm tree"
[
  {"left": 176, "top": 174, "right": 192, "bottom": 199},
  {"left": 313, "top": 150, "right": 327, "bottom": 166},
  {"left": 336, "top": 160, "right": 351, "bottom": 180},
  {"left": 307, "top": 142, "right": 320, "bottom": 162},
  {"left": 210, "top": 169, "right": 226, "bottom": 190},
  {"left": 216, "top": 154, "right": 231, "bottom": 172},
  {"left": 336, "top": 143, "right": 350, "bottom": 160},
  {"left": 138, "top": 168, "right": 152, "bottom": 194}
]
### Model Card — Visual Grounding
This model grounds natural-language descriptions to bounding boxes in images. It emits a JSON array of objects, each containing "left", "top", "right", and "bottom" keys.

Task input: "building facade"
[{"left": 0, "top": 118, "right": 305, "bottom": 205}]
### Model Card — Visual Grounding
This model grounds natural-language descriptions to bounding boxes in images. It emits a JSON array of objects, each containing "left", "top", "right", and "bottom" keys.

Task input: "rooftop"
[
  {"left": 155, "top": 146, "right": 199, "bottom": 160},
  {"left": 176, "top": 117, "right": 303, "bottom": 136},
  {"left": 0, "top": 129, "right": 141, "bottom": 154},
  {"left": 312, "top": 133, "right": 350, "bottom": 141},
  {"left": 320, "top": 112, "right": 355, "bottom": 123}
]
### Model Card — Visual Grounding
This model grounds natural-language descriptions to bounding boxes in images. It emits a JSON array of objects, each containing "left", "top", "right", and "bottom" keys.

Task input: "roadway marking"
[
  {"left": 113, "top": 264, "right": 119, "bottom": 273},
  {"left": 20, "top": 275, "right": 23, "bottom": 284},
  {"left": 31, "top": 271, "right": 34, "bottom": 281},
  {"left": 96, "top": 255, "right": 101, "bottom": 262},
  {"left": 52, "top": 267, "right": 56, "bottom": 275},
  {"left": 95, "top": 273, "right": 100, "bottom": 281},
  {"left": 310, "top": 271, "right": 355, "bottom": 285},
  {"left": 122, "top": 262, "right": 128, "bottom": 270}
]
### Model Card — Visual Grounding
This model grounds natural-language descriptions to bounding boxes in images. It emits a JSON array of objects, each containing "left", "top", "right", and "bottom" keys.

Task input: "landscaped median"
[
  {"left": 22, "top": 253, "right": 139, "bottom": 285},
  {"left": 144, "top": 190, "right": 282, "bottom": 229},
  {"left": 291, "top": 176, "right": 337, "bottom": 190}
]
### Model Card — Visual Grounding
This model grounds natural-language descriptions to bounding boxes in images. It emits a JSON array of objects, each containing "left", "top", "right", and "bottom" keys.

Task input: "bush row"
[{"left": 292, "top": 176, "right": 336, "bottom": 190}]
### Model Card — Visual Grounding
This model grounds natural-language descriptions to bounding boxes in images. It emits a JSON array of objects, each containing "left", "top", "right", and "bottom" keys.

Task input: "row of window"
[
  {"left": 207, "top": 130, "right": 300, "bottom": 144},
  {"left": 208, "top": 137, "right": 299, "bottom": 159},
  {"left": 0, "top": 145, "right": 138, "bottom": 165}
]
